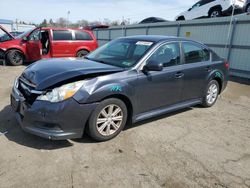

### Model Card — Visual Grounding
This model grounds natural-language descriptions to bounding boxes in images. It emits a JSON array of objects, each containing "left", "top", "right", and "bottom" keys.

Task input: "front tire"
[
  {"left": 88, "top": 98, "right": 128, "bottom": 142},
  {"left": 246, "top": 4, "right": 250, "bottom": 13},
  {"left": 6, "top": 50, "right": 24, "bottom": 66},
  {"left": 202, "top": 80, "right": 219, "bottom": 107}
]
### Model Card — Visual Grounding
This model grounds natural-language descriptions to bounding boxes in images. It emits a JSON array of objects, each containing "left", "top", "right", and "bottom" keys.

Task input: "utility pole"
[{"left": 66, "top": 11, "right": 70, "bottom": 28}]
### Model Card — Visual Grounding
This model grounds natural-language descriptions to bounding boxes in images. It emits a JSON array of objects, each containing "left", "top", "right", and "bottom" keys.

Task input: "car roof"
[
  {"left": 118, "top": 35, "right": 194, "bottom": 43},
  {"left": 40, "top": 27, "right": 92, "bottom": 33}
]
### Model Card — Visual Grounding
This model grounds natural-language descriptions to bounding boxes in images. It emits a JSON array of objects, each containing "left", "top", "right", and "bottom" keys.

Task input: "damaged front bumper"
[{"left": 10, "top": 86, "right": 98, "bottom": 140}]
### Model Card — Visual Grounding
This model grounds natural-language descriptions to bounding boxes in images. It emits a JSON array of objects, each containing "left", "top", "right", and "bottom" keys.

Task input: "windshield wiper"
[{"left": 85, "top": 57, "right": 109, "bottom": 65}]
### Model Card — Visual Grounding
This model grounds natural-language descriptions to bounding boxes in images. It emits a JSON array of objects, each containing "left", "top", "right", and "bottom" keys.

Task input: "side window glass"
[
  {"left": 183, "top": 42, "right": 210, "bottom": 64},
  {"left": 29, "top": 30, "right": 40, "bottom": 41},
  {"left": 75, "top": 31, "right": 92, "bottom": 40},
  {"left": 147, "top": 43, "right": 180, "bottom": 67},
  {"left": 53, "top": 30, "right": 73, "bottom": 40}
]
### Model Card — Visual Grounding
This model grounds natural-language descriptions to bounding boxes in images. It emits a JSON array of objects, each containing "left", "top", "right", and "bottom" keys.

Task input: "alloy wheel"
[
  {"left": 96, "top": 104, "right": 123, "bottom": 136},
  {"left": 206, "top": 83, "right": 218, "bottom": 105},
  {"left": 211, "top": 11, "right": 219, "bottom": 18}
]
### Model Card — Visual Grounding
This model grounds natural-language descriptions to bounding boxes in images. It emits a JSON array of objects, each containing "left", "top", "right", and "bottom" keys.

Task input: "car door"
[
  {"left": 51, "top": 30, "right": 74, "bottom": 57},
  {"left": 135, "top": 42, "right": 184, "bottom": 114},
  {"left": 26, "top": 28, "right": 42, "bottom": 61},
  {"left": 180, "top": 41, "right": 211, "bottom": 101}
]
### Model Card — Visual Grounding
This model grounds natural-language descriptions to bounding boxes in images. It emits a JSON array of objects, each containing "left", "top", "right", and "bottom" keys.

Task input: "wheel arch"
[
  {"left": 75, "top": 47, "right": 90, "bottom": 56},
  {"left": 207, "top": 70, "right": 224, "bottom": 94},
  {"left": 5, "top": 48, "right": 26, "bottom": 60},
  {"left": 208, "top": 5, "right": 222, "bottom": 15},
  {"left": 102, "top": 94, "right": 133, "bottom": 125}
]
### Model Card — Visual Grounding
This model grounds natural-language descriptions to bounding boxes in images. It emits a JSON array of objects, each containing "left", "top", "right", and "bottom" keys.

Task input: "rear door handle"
[{"left": 175, "top": 72, "right": 184, "bottom": 78}]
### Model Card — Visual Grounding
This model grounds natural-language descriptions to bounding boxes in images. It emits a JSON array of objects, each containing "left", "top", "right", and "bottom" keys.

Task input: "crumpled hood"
[{"left": 21, "top": 58, "right": 124, "bottom": 90}]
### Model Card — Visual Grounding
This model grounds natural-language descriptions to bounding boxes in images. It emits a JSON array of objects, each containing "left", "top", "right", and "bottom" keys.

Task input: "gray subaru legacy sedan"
[{"left": 10, "top": 35, "right": 229, "bottom": 141}]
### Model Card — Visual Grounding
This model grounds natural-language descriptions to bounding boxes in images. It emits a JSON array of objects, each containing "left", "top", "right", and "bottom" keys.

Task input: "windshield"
[
  {"left": 0, "top": 29, "right": 12, "bottom": 42},
  {"left": 16, "top": 28, "right": 34, "bottom": 39},
  {"left": 86, "top": 39, "right": 154, "bottom": 68}
]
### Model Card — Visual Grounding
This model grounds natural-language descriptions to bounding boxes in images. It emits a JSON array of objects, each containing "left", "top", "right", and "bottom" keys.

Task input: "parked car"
[
  {"left": 11, "top": 35, "right": 229, "bottom": 141},
  {"left": 83, "top": 24, "right": 109, "bottom": 30},
  {"left": 243, "top": 0, "right": 250, "bottom": 12},
  {"left": 176, "top": 0, "right": 245, "bottom": 21},
  {"left": 139, "top": 17, "right": 168, "bottom": 24},
  {"left": 0, "top": 26, "right": 98, "bottom": 66}
]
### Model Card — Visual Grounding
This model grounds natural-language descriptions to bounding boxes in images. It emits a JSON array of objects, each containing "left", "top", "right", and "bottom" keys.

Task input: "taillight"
[{"left": 224, "top": 60, "right": 230, "bottom": 69}]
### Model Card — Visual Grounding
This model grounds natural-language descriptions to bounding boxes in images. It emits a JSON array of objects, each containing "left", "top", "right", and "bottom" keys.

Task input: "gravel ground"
[{"left": 0, "top": 65, "right": 250, "bottom": 188}]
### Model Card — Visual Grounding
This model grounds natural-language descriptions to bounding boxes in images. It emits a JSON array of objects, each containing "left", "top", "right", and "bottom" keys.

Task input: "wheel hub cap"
[
  {"left": 96, "top": 104, "right": 123, "bottom": 136},
  {"left": 206, "top": 84, "right": 218, "bottom": 105}
]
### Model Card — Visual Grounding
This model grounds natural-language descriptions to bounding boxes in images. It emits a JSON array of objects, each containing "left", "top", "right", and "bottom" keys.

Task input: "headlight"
[{"left": 37, "top": 80, "right": 85, "bottom": 103}]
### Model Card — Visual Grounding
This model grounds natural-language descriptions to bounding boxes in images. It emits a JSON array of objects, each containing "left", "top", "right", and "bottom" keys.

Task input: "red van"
[{"left": 0, "top": 26, "right": 98, "bottom": 66}]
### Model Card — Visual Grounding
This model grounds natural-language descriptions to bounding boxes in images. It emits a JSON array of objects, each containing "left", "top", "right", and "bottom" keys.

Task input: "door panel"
[
  {"left": 51, "top": 30, "right": 74, "bottom": 57},
  {"left": 135, "top": 42, "right": 183, "bottom": 114},
  {"left": 26, "top": 29, "right": 41, "bottom": 61},
  {"left": 181, "top": 42, "right": 211, "bottom": 101},
  {"left": 136, "top": 67, "right": 184, "bottom": 114}
]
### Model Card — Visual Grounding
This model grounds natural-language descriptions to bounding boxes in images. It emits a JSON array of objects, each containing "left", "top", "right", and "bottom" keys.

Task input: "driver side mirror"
[
  {"left": 22, "top": 36, "right": 28, "bottom": 41},
  {"left": 143, "top": 60, "right": 163, "bottom": 72}
]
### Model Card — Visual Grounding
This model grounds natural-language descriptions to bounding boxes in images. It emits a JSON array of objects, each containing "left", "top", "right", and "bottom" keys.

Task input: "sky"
[{"left": 0, "top": 0, "right": 196, "bottom": 24}]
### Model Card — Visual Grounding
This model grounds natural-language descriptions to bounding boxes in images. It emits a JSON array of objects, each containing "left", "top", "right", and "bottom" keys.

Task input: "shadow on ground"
[{"left": 0, "top": 105, "right": 73, "bottom": 150}]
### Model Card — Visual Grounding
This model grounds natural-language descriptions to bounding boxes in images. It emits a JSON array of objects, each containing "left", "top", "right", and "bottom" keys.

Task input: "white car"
[{"left": 176, "top": 0, "right": 246, "bottom": 21}]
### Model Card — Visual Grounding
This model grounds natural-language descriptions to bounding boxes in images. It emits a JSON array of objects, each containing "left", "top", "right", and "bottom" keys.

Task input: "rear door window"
[
  {"left": 53, "top": 30, "right": 73, "bottom": 41},
  {"left": 75, "top": 31, "right": 92, "bottom": 40},
  {"left": 183, "top": 42, "right": 210, "bottom": 64}
]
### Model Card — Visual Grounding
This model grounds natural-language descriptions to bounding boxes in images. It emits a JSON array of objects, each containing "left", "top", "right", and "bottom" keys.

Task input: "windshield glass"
[
  {"left": 86, "top": 39, "right": 154, "bottom": 68},
  {"left": 16, "top": 28, "right": 34, "bottom": 39},
  {"left": 0, "top": 29, "right": 12, "bottom": 42}
]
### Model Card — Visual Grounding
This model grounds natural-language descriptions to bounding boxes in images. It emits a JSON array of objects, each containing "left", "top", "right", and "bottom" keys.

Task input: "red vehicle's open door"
[{"left": 25, "top": 28, "right": 42, "bottom": 61}]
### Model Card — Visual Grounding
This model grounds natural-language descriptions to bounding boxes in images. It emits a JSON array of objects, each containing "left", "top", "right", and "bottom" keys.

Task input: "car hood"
[
  {"left": 0, "top": 25, "right": 15, "bottom": 41},
  {"left": 21, "top": 58, "right": 125, "bottom": 90}
]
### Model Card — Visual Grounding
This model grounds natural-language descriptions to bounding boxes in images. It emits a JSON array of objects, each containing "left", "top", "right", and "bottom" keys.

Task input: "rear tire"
[
  {"left": 209, "top": 8, "right": 222, "bottom": 18},
  {"left": 6, "top": 50, "right": 24, "bottom": 66},
  {"left": 76, "top": 50, "right": 89, "bottom": 58},
  {"left": 87, "top": 98, "right": 128, "bottom": 142},
  {"left": 202, "top": 80, "right": 219, "bottom": 107},
  {"left": 176, "top": 16, "right": 185, "bottom": 21}
]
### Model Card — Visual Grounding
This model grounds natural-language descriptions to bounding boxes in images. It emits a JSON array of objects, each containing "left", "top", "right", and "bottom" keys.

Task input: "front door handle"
[
  {"left": 175, "top": 72, "right": 184, "bottom": 78},
  {"left": 205, "top": 66, "right": 212, "bottom": 72}
]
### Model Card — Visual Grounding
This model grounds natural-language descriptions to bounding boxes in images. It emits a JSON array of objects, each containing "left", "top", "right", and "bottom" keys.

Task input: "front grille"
[{"left": 18, "top": 78, "right": 39, "bottom": 105}]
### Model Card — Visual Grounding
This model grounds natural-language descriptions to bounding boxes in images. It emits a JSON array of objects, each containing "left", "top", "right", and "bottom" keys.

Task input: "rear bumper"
[{"left": 11, "top": 87, "right": 98, "bottom": 140}]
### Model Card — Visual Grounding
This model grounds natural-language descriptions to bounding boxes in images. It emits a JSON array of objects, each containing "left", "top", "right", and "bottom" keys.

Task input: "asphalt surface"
[{"left": 0, "top": 65, "right": 250, "bottom": 188}]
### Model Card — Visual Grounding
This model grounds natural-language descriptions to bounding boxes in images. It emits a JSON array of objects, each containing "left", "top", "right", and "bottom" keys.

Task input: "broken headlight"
[{"left": 37, "top": 80, "right": 85, "bottom": 103}]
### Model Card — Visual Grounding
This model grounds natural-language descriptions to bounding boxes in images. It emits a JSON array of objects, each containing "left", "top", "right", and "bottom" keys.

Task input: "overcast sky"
[{"left": 0, "top": 0, "right": 196, "bottom": 23}]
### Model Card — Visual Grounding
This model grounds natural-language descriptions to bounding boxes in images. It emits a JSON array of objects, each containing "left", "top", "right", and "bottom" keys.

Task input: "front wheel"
[
  {"left": 6, "top": 50, "right": 24, "bottom": 66},
  {"left": 202, "top": 80, "right": 219, "bottom": 107},
  {"left": 87, "top": 98, "right": 128, "bottom": 141}
]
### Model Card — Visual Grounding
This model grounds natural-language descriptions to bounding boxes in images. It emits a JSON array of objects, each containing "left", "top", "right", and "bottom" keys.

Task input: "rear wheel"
[
  {"left": 6, "top": 50, "right": 24, "bottom": 66},
  {"left": 76, "top": 50, "right": 89, "bottom": 58},
  {"left": 87, "top": 98, "right": 128, "bottom": 141},
  {"left": 202, "top": 80, "right": 219, "bottom": 107},
  {"left": 209, "top": 8, "right": 222, "bottom": 18}
]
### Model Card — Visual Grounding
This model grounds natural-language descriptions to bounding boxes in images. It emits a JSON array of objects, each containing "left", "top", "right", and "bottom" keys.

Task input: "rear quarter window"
[
  {"left": 53, "top": 30, "right": 73, "bottom": 40},
  {"left": 183, "top": 42, "right": 210, "bottom": 64},
  {"left": 75, "top": 31, "right": 92, "bottom": 40}
]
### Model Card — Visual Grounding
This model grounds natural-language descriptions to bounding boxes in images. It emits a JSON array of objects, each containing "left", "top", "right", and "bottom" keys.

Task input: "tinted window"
[
  {"left": 147, "top": 43, "right": 180, "bottom": 67},
  {"left": 183, "top": 42, "right": 210, "bottom": 64},
  {"left": 53, "top": 30, "right": 72, "bottom": 40},
  {"left": 75, "top": 31, "right": 92, "bottom": 40}
]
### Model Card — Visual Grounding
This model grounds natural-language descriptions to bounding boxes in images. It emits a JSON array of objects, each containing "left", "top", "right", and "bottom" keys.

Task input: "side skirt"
[{"left": 132, "top": 99, "right": 202, "bottom": 123}]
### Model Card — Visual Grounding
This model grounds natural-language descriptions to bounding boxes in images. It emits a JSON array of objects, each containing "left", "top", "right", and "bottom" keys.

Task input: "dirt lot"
[{"left": 0, "top": 65, "right": 250, "bottom": 188}]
